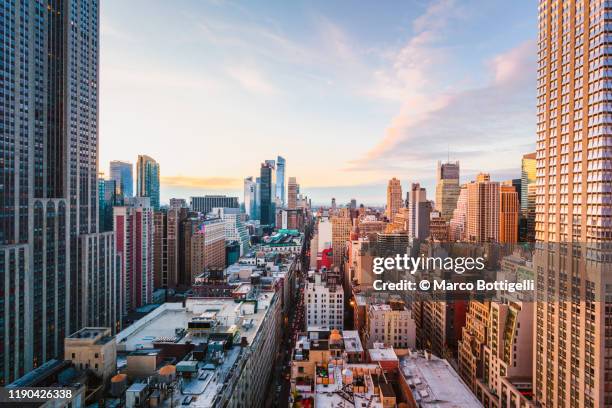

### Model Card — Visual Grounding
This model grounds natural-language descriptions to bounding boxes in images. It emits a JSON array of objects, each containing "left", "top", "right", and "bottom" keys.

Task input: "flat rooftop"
[
  {"left": 368, "top": 347, "right": 398, "bottom": 362},
  {"left": 313, "top": 363, "right": 384, "bottom": 408},
  {"left": 342, "top": 330, "right": 364, "bottom": 353},
  {"left": 401, "top": 352, "right": 482, "bottom": 407},
  {"left": 116, "top": 293, "right": 275, "bottom": 352},
  {"left": 66, "top": 327, "right": 114, "bottom": 345}
]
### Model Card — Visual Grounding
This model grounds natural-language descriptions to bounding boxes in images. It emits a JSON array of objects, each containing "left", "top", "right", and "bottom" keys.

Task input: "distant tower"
[
  {"left": 288, "top": 177, "right": 299, "bottom": 210},
  {"left": 466, "top": 173, "right": 499, "bottom": 243},
  {"left": 136, "top": 155, "right": 160, "bottom": 210},
  {"left": 110, "top": 160, "right": 134, "bottom": 198},
  {"left": 386, "top": 178, "right": 403, "bottom": 222},
  {"left": 276, "top": 156, "right": 286, "bottom": 206},
  {"left": 435, "top": 161, "right": 460, "bottom": 222}
]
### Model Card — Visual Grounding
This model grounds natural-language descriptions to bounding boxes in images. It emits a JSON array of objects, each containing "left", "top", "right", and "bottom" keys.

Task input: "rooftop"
[
  {"left": 116, "top": 294, "right": 275, "bottom": 352},
  {"left": 400, "top": 351, "right": 481, "bottom": 407},
  {"left": 342, "top": 330, "right": 364, "bottom": 354},
  {"left": 312, "top": 363, "right": 384, "bottom": 408},
  {"left": 66, "top": 327, "right": 114, "bottom": 346},
  {"left": 368, "top": 347, "right": 398, "bottom": 362}
]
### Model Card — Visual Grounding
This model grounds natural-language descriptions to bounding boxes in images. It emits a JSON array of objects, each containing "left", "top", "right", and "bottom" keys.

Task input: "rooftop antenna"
[{"left": 447, "top": 144, "right": 450, "bottom": 162}]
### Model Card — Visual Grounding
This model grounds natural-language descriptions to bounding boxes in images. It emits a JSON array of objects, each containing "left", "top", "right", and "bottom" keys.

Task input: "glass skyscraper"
[
  {"left": 110, "top": 160, "right": 134, "bottom": 198},
  {"left": 244, "top": 177, "right": 257, "bottom": 220},
  {"left": 0, "top": 0, "right": 107, "bottom": 384},
  {"left": 276, "top": 156, "right": 286, "bottom": 207},
  {"left": 260, "top": 162, "right": 276, "bottom": 228},
  {"left": 136, "top": 155, "right": 161, "bottom": 210}
]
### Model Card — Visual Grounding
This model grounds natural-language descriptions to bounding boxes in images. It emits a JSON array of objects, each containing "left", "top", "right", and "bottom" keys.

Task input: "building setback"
[{"left": 0, "top": 0, "right": 108, "bottom": 384}]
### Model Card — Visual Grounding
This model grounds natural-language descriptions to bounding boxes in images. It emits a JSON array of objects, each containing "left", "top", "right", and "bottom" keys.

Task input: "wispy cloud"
[
  {"left": 346, "top": 0, "right": 536, "bottom": 182},
  {"left": 227, "top": 66, "right": 281, "bottom": 96}
]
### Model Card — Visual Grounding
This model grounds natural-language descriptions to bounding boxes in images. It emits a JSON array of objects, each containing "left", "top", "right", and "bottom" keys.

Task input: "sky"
[{"left": 100, "top": 0, "right": 537, "bottom": 206}]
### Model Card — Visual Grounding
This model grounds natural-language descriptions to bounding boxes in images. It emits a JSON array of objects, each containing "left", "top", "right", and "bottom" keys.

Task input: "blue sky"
[{"left": 100, "top": 0, "right": 536, "bottom": 205}]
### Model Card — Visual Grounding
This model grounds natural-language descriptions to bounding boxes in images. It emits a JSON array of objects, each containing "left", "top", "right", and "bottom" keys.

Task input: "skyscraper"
[
  {"left": 408, "top": 183, "right": 430, "bottom": 240},
  {"left": 260, "top": 162, "right": 276, "bottom": 228},
  {"left": 449, "top": 185, "right": 468, "bottom": 241},
  {"left": 288, "top": 177, "right": 299, "bottom": 210},
  {"left": 0, "top": 0, "right": 104, "bottom": 384},
  {"left": 99, "top": 177, "right": 118, "bottom": 233},
  {"left": 386, "top": 178, "right": 403, "bottom": 222},
  {"left": 276, "top": 156, "right": 286, "bottom": 206},
  {"left": 136, "top": 155, "right": 160, "bottom": 210},
  {"left": 499, "top": 183, "right": 519, "bottom": 244},
  {"left": 113, "top": 197, "right": 155, "bottom": 314},
  {"left": 435, "top": 161, "right": 461, "bottom": 222},
  {"left": 255, "top": 177, "right": 262, "bottom": 221},
  {"left": 244, "top": 177, "right": 256, "bottom": 219},
  {"left": 535, "top": 2, "right": 612, "bottom": 406},
  {"left": 466, "top": 173, "right": 500, "bottom": 243},
  {"left": 520, "top": 152, "right": 537, "bottom": 242},
  {"left": 110, "top": 160, "right": 134, "bottom": 198}
]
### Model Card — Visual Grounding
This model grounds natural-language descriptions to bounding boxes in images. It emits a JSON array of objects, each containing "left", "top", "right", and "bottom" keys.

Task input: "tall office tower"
[
  {"left": 0, "top": 0, "right": 104, "bottom": 384},
  {"left": 288, "top": 177, "right": 299, "bottom": 210},
  {"left": 535, "top": 1, "right": 612, "bottom": 406},
  {"left": 408, "top": 183, "right": 431, "bottom": 240},
  {"left": 520, "top": 153, "right": 536, "bottom": 213},
  {"left": 466, "top": 173, "right": 500, "bottom": 243},
  {"left": 190, "top": 218, "right": 226, "bottom": 282},
  {"left": 190, "top": 195, "right": 239, "bottom": 216},
  {"left": 276, "top": 156, "right": 286, "bottom": 206},
  {"left": 136, "top": 155, "right": 160, "bottom": 210},
  {"left": 244, "top": 177, "right": 257, "bottom": 219},
  {"left": 499, "top": 183, "right": 519, "bottom": 244},
  {"left": 110, "top": 161, "right": 134, "bottom": 198},
  {"left": 386, "top": 178, "right": 403, "bottom": 222},
  {"left": 113, "top": 198, "right": 154, "bottom": 314},
  {"left": 449, "top": 185, "right": 468, "bottom": 241},
  {"left": 350, "top": 199, "right": 357, "bottom": 210},
  {"left": 331, "top": 215, "right": 352, "bottom": 270},
  {"left": 255, "top": 177, "right": 262, "bottom": 221},
  {"left": 331, "top": 198, "right": 337, "bottom": 212},
  {"left": 435, "top": 161, "right": 461, "bottom": 222},
  {"left": 260, "top": 162, "right": 276, "bottom": 228},
  {"left": 520, "top": 153, "right": 537, "bottom": 242}
]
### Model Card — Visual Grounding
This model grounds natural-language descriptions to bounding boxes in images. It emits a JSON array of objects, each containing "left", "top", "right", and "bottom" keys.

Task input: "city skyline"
[{"left": 100, "top": 0, "right": 536, "bottom": 204}]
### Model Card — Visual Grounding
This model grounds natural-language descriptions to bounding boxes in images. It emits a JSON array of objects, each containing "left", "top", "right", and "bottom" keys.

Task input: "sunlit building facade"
[{"left": 535, "top": 1, "right": 612, "bottom": 406}]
